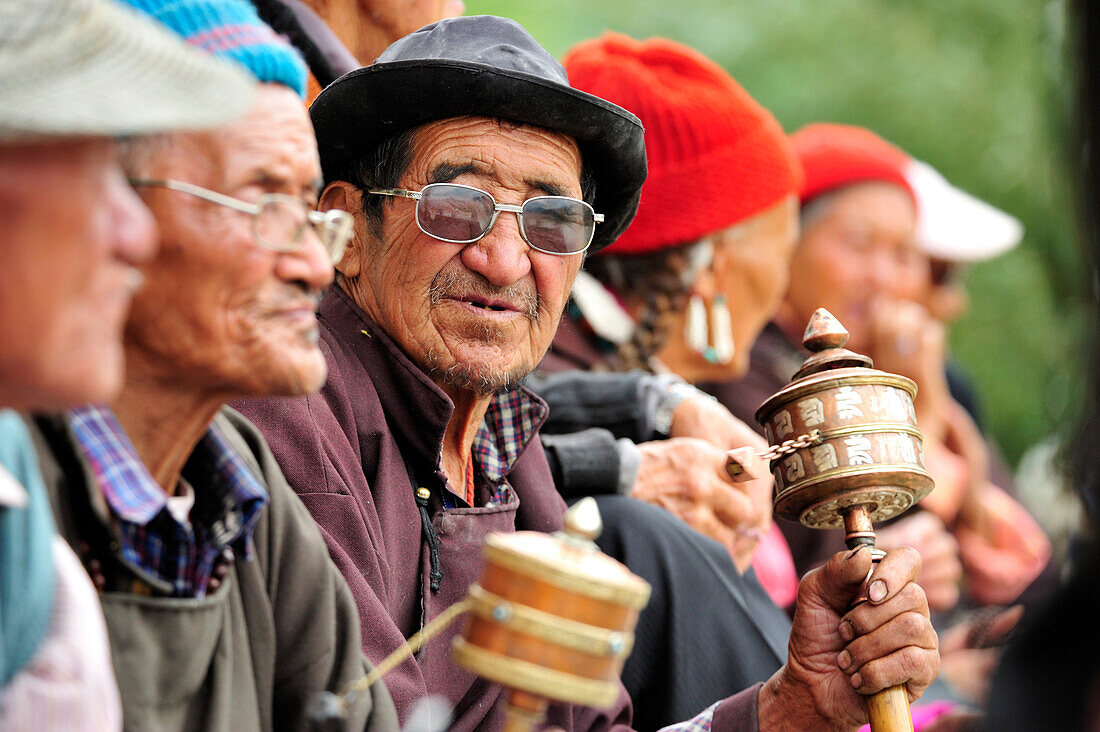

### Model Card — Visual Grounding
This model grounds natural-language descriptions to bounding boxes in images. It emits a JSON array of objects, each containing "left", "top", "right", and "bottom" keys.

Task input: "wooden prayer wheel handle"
[
  {"left": 844, "top": 507, "right": 914, "bottom": 732},
  {"left": 501, "top": 688, "right": 550, "bottom": 732},
  {"left": 755, "top": 310, "right": 924, "bottom": 732},
  {"left": 867, "top": 686, "right": 914, "bottom": 732}
]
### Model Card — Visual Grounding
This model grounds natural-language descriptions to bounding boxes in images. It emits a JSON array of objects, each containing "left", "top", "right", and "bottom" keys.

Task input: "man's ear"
[{"left": 320, "top": 181, "right": 365, "bottom": 278}]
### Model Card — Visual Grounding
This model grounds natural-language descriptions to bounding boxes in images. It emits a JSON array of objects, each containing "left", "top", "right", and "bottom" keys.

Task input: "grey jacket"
[{"left": 29, "top": 408, "right": 399, "bottom": 732}]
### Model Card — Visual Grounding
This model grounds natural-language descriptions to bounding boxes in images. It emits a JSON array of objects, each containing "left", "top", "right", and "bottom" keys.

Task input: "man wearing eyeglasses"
[
  {"left": 24, "top": 0, "right": 398, "bottom": 729},
  {"left": 0, "top": 0, "right": 256, "bottom": 725},
  {"left": 238, "top": 15, "right": 938, "bottom": 732}
]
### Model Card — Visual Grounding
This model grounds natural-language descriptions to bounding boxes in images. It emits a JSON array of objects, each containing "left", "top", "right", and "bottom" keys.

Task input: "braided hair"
[{"left": 585, "top": 240, "right": 710, "bottom": 372}]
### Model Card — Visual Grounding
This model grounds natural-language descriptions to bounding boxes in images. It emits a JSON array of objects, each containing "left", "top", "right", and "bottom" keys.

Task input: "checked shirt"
[{"left": 69, "top": 406, "right": 267, "bottom": 598}]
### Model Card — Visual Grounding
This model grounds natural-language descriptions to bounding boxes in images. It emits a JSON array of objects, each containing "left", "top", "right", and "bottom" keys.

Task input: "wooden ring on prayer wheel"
[
  {"left": 465, "top": 585, "right": 636, "bottom": 657},
  {"left": 452, "top": 498, "right": 651, "bottom": 727}
]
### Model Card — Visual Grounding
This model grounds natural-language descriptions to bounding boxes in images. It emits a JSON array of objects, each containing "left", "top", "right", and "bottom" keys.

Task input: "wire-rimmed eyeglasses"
[
  {"left": 129, "top": 178, "right": 354, "bottom": 265},
  {"left": 369, "top": 182, "right": 603, "bottom": 256}
]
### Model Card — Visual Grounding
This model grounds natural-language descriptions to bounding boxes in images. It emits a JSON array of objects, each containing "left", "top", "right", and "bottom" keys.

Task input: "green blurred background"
[{"left": 469, "top": 0, "right": 1084, "bottom": 466}]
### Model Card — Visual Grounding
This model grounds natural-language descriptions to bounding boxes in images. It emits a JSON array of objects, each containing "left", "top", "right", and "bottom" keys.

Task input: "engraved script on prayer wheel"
[
  {"left": 755, "top": 309, "right": 934, "bottom": 529},
  {"left": 452, "top": 498, "right": 652, "bottom": 728}
]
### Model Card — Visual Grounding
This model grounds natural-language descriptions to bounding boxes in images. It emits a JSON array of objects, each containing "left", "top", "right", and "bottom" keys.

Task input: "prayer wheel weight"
[
  {"left": 755, "top": 309, "right": 933, "bottom": 732},
  {"left": 452, "top": 498, "right": 652, "bottom": 731}
]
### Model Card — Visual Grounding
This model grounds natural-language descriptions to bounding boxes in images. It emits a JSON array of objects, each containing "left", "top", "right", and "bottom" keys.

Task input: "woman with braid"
[
  {"left": 541, "top": 34, "right": 803, "bottom": 608},
  {"left": 539, "top": 39, "right": 972, "bottom": 730}
]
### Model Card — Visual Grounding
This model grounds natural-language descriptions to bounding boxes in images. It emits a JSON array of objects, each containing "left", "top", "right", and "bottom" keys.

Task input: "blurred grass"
[{"left": 467, "top": 0, "right": 1085, "bottom": 464}]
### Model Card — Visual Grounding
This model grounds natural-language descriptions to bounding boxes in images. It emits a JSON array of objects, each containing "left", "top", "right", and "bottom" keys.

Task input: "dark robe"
[{"left": 236, "top": 285, "right": 763, "bottom": 731}]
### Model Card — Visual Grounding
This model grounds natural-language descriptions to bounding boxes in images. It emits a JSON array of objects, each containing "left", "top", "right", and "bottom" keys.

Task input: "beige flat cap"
[{"left": 0, "top": 0, "right": 256, "bottom": 142}]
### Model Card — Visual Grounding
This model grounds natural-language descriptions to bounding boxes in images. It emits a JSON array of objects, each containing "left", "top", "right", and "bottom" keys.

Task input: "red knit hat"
[
  {"left": 564, "top": 33, "right": 802, "bottom": 257},
  {"left": 791, "top": 123, "right": 916, "bottom": 206}
]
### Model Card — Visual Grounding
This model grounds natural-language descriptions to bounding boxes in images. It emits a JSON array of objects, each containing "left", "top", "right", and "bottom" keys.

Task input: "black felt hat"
[{"left": 309, "top": 15, "right": 647, "bottom": 251}]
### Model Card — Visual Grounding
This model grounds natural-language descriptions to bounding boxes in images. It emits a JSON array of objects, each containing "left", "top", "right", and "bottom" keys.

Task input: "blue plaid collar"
[
  {"left": 69, "top": 405, "right": 269, "bottom": 566},
  {"left": 70, "top": 407, "right": 164, "bottom": 524}
]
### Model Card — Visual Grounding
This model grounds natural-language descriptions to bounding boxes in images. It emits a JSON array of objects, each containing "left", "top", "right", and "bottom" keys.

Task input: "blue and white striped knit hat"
[{"left": 118, "top": 0, "right": 307, "bottom": 97}]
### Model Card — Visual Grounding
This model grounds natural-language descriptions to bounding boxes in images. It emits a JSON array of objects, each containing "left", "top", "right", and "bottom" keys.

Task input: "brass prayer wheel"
[
  {"left": 755, "top": 308, "right": 934, "bottom": 732},
  {"left": 452, "top": 498, "right": 652, "bottom": 731},
  {"left": 755, "top": 308, "right": 934, "bottom": 530}
]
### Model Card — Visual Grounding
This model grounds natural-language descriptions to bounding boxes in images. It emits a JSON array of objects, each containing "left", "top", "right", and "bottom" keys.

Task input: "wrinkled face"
[
  {"left": 340, "top": 116, "right": 585, "bottom": 396},
  {"left": 126, "top": 84, "right": 333, "bottom": 399},
  {"left": 0, "top": 137, "right": 155, "bottom": 409},
  {"left": 784, "top": 182, "right": 925, "bottom": 352},
  {"left": 717, "top": 195, "right": 799, "bottom": 377}
]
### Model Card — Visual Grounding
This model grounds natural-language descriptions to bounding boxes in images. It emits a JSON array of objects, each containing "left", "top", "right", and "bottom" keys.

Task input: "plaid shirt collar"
[
  {"left": 470, "top": 387, "right": 547, "bottom": 484},
  {"left": 69, "top": 405, "right": 268, "bottom": 597},
  {"left": 433, "top": 386, "right": 547, "bottom": 508}
]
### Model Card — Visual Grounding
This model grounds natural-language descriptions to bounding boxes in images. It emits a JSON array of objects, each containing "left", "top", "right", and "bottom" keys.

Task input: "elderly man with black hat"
[{"left": 238, "top": 16, "right": 939, "bottom": 731}]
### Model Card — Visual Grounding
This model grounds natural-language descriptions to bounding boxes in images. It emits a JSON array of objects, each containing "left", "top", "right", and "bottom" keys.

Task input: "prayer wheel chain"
[
  {"left": 726, "top": 429, "right": 822, "bottom": 479},
  {"left": 758, "top": 429, "right": 822, "bottom": 462}
]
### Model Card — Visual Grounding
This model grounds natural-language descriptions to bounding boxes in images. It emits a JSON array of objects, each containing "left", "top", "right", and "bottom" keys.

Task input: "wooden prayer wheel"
[
  {"left": 452, "top": 498, "right": 652, "bottom": 731},
  {"left": 754, "top": 308, "right": 934, "bottom": 732}
]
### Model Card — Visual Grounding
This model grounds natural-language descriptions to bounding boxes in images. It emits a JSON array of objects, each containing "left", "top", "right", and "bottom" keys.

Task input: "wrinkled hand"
[
  {"left": 877, "top": 512, "right": 963, "bottom": 612},
  {"left": 668, "top": 392, "right": 765, "bottom": 451},
  {"left": 664, "top": 393, "right": 774, "bottom": 569},
  {"left": 633, "top": 437, "right": 768, "bottom": 572},
  {"left": 867, "top": 299, "right": 945, "bottom": 384},
  {"left": 759, "top": 546, "right": 940, "bottom": 731}
]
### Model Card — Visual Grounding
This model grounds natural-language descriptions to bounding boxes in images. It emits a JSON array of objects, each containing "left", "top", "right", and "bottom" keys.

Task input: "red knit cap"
[
  {"left": 791, "top": 123, "right": 916, "bottom": 206},
  {"left": 563, "top": 33, "right": 802, "bottom": 257}
]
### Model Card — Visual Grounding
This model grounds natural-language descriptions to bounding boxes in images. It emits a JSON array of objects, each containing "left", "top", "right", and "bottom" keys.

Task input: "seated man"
[
  {"left": 0, "top": 0, "right": 253, "bottom": 727},
  {"left": 237, "top": 15, "right": 939, "bottom": 731},
  {"left": 25, "top": 0, "right": 396, "bottom": 729},
  {"left": 239, "top": 10, "right": 794, "bottom": 724}
]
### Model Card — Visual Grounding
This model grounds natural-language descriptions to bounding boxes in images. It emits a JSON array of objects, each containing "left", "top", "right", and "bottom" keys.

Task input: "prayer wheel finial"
[
  {"left": 792, "top": 307, "right": 874, "bottom": 381},
  {"left": 563, "top": 496, "right": 603, "bottom": 541},
  {"left": 802, "top": 307, "right": 849, "bottom": 351}
]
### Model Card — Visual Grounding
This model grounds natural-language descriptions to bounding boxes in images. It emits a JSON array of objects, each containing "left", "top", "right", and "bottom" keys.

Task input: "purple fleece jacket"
[{"left": 235, "top": 284, "right": 760, "bottom": 731}]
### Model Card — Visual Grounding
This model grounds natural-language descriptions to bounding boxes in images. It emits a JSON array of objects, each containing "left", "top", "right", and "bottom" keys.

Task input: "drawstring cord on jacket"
[{"left": 414, "top": 486, "right": 443, "bottom": 592}]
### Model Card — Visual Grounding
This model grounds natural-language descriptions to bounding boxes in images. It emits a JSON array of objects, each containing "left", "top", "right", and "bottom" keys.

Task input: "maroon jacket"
[{"left": 236, "top": 285, "right": 759, "bottom": 731}]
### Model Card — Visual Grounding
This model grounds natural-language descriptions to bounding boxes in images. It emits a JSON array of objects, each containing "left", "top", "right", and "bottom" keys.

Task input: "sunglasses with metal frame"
[
  {"left": 128, "top": 178, "right": 354, "bottom": 265},
  {"left": 369, "top": 182, "right": 603, "bottom": 256}
]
